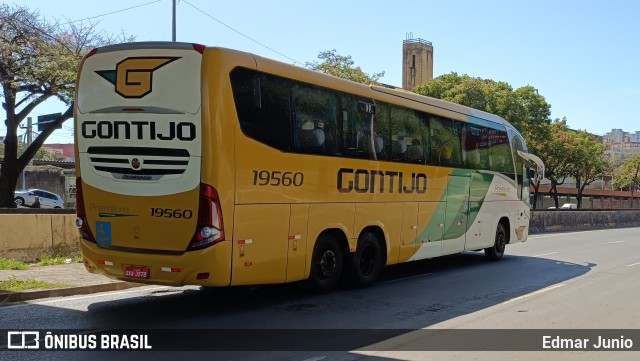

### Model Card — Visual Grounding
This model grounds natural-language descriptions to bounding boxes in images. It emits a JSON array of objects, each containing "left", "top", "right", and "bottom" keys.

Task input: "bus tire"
[
  {"left": 348, "top": 231, "right": 383, "bottom": 288},
  {"left": 308, "top": 234, "right": 343, "bottom": 293},
  {"left": 485, "top": 222, "right": 507, "bottom": 261}
]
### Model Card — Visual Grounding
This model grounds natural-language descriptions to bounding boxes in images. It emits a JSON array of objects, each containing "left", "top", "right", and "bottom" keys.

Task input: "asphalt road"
[{"left": 1, "top": 227, "right": 639, "bottom": 361}]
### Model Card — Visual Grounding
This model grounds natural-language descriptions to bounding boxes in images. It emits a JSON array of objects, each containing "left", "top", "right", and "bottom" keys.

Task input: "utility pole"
[
  {"left": 26, "top": 117, "right": 32, "bottom": 145},
  {"left": 172, "top": 0, "right": 176, "bottom": 42},
  {"left": 21, "top": 117, "right": 33, "bottom": 190}
]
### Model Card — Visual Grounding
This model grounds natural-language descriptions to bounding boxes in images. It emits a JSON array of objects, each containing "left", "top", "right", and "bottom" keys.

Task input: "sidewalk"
[{"left": 0, "top": 263, "right": 143, "bottom": 305}]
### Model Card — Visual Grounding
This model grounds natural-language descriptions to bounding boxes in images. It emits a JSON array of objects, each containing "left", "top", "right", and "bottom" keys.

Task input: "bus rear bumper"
[{"left": 80, "top": 239, "right": 232, "bottom": 287}]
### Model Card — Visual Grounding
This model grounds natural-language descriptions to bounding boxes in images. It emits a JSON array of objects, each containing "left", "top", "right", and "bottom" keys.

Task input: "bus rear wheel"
[
  {"left": 308, "top": 234, "right": 343, "bottom": 293},
  {"left": 348, "top": 232, "right": 383, "bottom": 288},
  {"left": 485, "top": 222, "right": 507, "bottom": 261}
]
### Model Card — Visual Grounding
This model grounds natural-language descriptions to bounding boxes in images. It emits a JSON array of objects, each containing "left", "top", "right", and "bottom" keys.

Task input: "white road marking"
[
  {"left": 501, "top": 283, "right": 566, "bottom": 305},
  {"left": 33, "top": 286, "right": 172, "bottom": 305},
  {"left": 529, "top": 229, "right": 606, "bottom": 239},
  {"left": 302, "top": 357, "right": 327, "bottom": 361},
  {"left": 603, "top": 240, "right": 626, "bottom": 244},
  {"left": 379, "top": 273, "right": 433, "bottom": 284},
  {"left": 532, "top": 252, "right": 559, "bottom": 257},
  {"left": 627, "top": 262, "right": 640, "bottom": 267},
  {"left": 529, "top": 234, "right": 562, "bottom": 239}
]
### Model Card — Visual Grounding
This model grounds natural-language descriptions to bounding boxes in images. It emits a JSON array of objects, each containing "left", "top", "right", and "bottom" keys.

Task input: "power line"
[
  {"left": 60, "top": 0, "right": 164, "bottom": 25},
  {"left": 181, "top": 0, "right": 303, "bottom": 65}
]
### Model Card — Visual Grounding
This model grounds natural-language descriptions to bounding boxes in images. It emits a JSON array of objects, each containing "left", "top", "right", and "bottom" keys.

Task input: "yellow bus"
[{"left": 75, "top": 42, "right": 544, "bottom": 292}]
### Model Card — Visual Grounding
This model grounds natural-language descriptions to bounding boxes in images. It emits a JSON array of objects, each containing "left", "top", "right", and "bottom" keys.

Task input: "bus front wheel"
[
  {"left": 485, "top": 222, "right": 507, "bottom": 261},
  {"left": 348, "top": 232, "right": 383, "bottom": 288},
  {"left": 308, "top": 234, "right": 343, "bottom": 293}
]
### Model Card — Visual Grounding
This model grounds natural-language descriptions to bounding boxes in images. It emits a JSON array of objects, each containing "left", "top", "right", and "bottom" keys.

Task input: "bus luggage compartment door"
[
  {"left": 232, "top": 204, "right": 290, "bottom": 285},
  {"left": 286, "top": 203, "right": 309, "bottom": 282},
  {"left": 442, "top": 174, "right": 471, "bottom": 255}
]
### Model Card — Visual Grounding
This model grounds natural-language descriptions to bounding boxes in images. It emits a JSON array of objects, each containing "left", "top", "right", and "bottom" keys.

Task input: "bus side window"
[
  {"left": 463, "top": 125, "right": 486, "bottom": 169},
  {"left": 230, "top": 68, "right": 292, "bottom": 152},
  {"left": 508, "top": 130, "right": 526, "bottom": 199},
  {"left": 292, "top": 85, "right": 338, "bottom": 155},
  {"left": 429, "top": 116, "right": 463, "bottom": 167},
  {"left": 390, "top": 106, "right": 424, "bottom": 164},
  {"left": 342, "top": 95, "right": 377, "bottom": 160}
]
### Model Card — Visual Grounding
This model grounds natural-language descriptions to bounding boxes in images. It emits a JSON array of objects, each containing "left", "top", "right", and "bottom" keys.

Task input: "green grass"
[
  {"left": 37, "top": 255, "right": 82, "bottom": 266},
  {"left": 0, "top": 255, "right": 83, "bottom": 269},
  {"left": 0, "top": 276, "right": 70, "bottom": 292},
  {"left": 0, "top": 258, "right": 29, "bottom": 270}
]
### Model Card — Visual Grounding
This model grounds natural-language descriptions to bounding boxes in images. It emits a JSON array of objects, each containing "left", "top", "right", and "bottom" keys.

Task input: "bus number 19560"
[
  {"left": 150, "top": 208, "right": 193, "bottom": 219},
  {"left": 252, "top": 170, "right": 304, "bottom": 187}
]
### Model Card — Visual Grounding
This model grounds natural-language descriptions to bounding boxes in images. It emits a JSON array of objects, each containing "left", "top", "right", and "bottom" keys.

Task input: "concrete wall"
[
  {"left": 530, "top": 210, "right": 640, "bottom": 234},
  {"left": 0, "top": 210, "right": 639, "bottom": 261},
  {"left": 16, "top": 165, "right": 68, "bottom": 203},
  {"left": 0, "top": 210, "right": 79, "bottom": 262}
]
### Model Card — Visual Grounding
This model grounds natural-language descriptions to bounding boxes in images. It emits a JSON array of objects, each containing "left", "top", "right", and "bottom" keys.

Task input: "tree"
[
  {"left": 530, "top": 120, "right": 575, "bottom": 209},
  {"left": 306, "top": 49, "right": 385, "bottom": 85},
  {"left": 1, "top": 142, "right": 57, "bottom": 162},
  {"left": 0, "top": 4, "right": 130, "bottom": 207},
  {"left": 413, "top": 72, "right": 553, "bottom": 208},
  {"left": 568, "top": 130, "right": 609, "bottom": 208},
  {"left": 613, "top": 155, "right": 640, "bottom": 208},
  {"left": 413, "top": 72, "right": 551, "bottom": 133},
  {"left": 522, "top": 120, "right": 552, "bottom": 208}
]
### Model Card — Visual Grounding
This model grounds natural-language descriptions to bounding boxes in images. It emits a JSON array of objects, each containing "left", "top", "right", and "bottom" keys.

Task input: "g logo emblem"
[{"left": 96, "top": 57, "right": 179, "bottom": 98}]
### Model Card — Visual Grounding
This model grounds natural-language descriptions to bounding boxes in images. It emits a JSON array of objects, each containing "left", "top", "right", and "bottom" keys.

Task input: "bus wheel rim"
[
  {"left": 319, "top": 250, "right": 337, "bottom": 278},
  {"left": 359, "top": 245, "right": 375, "bottom": 276},
  {"left": 496, "top": 232, "right": 505, "bottom": 253}
]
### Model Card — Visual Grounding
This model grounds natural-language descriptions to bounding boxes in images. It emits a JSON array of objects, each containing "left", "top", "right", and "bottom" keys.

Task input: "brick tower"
[{"left": 402, "top": 34, "right": 433, "bottom": 91}]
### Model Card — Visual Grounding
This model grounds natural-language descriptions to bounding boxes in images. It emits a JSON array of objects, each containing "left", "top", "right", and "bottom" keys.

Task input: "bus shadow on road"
[
  {"left": 1, "top": 254, "right": 593, "bottom": 357},
  {"left": 80, "top": 252, "right": 592, "bottom": 329}
]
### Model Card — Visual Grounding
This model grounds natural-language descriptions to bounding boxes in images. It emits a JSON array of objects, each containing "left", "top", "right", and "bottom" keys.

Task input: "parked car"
[
  {"left": 14, "top": 189, "right": 65, "bottom": 208},
  {"left": 560, "top": 203, "right": 578, "bottom": 209}
]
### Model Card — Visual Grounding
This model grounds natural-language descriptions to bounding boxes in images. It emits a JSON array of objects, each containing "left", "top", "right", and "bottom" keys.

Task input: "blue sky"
[{"left": 13, "top": 0, "right": 640, "bottom": 144}]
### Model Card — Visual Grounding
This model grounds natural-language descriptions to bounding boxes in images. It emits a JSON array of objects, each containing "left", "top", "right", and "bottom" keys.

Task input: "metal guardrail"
[
  {"left": 403, "top": 38, "right": 432, "bottom": 46},
  {"left": 0, "top": 208, "right": 74, "bottom": 214}
]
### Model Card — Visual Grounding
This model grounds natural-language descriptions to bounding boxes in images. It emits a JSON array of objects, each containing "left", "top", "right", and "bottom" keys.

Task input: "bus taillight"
[
  {"left": 75, "top": 178, "right": 96, "bottom": 243},
  {"left": 192, "top": 44, "right": 205, "bottom": 54},
  {"left": 187, "top": 183, "right": 225, "bottom": 251}
]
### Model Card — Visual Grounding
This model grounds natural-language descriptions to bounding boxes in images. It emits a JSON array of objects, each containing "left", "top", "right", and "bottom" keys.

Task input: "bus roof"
[{"left": 237, "top": 47, "right": 514, "bottom": 131}]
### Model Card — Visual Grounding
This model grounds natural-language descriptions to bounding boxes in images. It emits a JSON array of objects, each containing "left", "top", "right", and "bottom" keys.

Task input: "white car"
[
  {"left": 14, "top": 189, "right": 65, "bottom": 208},
  {"left": 560, "top": 203, "right": 578, "bottom": 209}
]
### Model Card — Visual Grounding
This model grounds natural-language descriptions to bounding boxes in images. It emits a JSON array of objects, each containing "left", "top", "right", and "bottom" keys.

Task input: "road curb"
[{"left": 0, "top": 282, "right": 144, "bottom": 305}]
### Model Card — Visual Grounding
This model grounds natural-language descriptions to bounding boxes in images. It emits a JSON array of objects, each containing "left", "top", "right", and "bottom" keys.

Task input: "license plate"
[{"left": 124, "top": 266, "right": 150, "bottom": 279}]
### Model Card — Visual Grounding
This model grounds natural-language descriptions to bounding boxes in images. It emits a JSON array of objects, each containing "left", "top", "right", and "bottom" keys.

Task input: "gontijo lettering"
[
  {"left": 337, "top": 168, "right": 427, "bottom": 194},
  {"left": 81, "top": 121, "right": 196, "bottom": 141}
]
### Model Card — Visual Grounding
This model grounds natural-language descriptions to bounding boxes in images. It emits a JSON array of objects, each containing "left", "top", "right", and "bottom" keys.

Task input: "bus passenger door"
[
  {"left": 398, "top": 202, "right": 419, "bottom": 262},
  {"left": 286, "top": 203, "right": 309, "bottom": 282},
  {"left": 232, "top": 204, "right": 290, "bottom": 285},
  {"left": 414, "top": 201, "right": 444, "bottom": 260},
  {"left": 442, "top": 174, "right": 471, "bottom": 255}
]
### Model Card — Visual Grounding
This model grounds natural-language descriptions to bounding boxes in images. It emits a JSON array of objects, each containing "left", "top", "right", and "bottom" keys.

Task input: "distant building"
[
  {"left": 402, "top": 35, "right": 433, "bottom": 91},
  {"left": 603, "top": 128, "right": 640, "bottom": 159},
  {"left": 43, "top": 144, "right": 75, "bottom": 162},
  {"left": 603, "top": 128, "right": 626, "bottom": 144}
]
